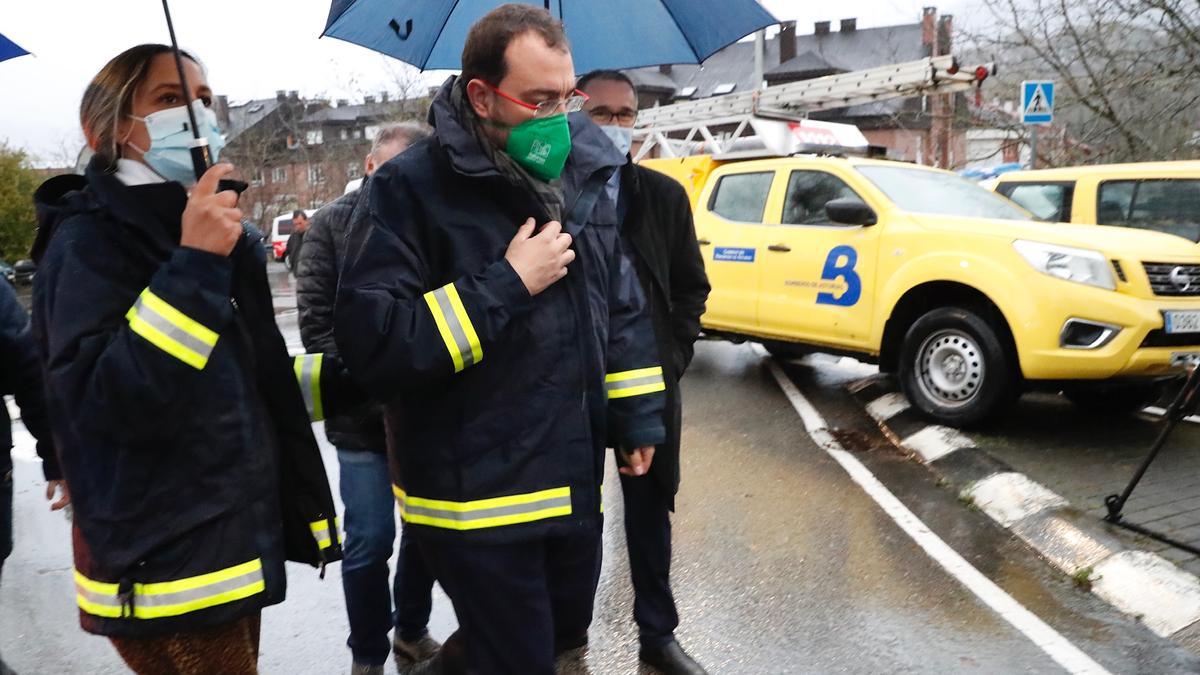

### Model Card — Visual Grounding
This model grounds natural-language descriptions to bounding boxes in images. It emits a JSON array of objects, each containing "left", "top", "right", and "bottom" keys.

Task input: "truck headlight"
[{"left": 1013, "top": 240, "right": 1116, "bottom": 290}]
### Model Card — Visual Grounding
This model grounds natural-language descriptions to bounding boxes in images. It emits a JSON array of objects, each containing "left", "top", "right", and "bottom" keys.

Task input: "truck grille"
[{"left": 1142, "top": 262, "right": 1200, "bottom": 297}]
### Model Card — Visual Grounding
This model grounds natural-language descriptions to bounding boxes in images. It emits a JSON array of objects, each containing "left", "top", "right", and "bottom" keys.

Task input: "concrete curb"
[{"left": 848, "top": 375, "right": 1200, "bottom": 645}]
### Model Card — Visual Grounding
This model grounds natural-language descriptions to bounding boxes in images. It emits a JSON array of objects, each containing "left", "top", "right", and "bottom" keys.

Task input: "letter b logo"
[{"left": 817, "top": 245, "right": 861, "bottom": 307}]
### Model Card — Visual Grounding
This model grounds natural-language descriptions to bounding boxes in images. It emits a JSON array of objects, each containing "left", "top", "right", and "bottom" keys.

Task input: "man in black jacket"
[
  {"left": 1, "top": 280, "right": 67, "bottom": 675},
  {"left": 335, "top": 6, "right": 666, "bottom": 672},
  {"left": 297, "top": 122, "right": 436, "bottom": 675},
  {"left": 286, "top": 210, "right": 309, "bottom": 274},
  {"left": 579, "top": 70, "right": 711, "bottom": 675}
]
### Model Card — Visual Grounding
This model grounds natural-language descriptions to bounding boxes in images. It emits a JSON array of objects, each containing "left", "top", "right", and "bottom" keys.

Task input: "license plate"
[
  {"left": 1172, "top": 352, "right": 1200, "bottom": 367},
  {"left": 1165, "top": 310, "right": 1200, "bottom": 334}
]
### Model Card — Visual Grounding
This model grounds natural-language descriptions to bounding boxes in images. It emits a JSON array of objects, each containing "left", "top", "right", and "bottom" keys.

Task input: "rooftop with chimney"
[{"left": 624, "top": 7, "right": 954, "bottom": 119}]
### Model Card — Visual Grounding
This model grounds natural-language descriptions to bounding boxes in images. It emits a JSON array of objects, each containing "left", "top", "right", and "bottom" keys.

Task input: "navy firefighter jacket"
[
  {"left": 31, "top": 159, "right": 343, "bottom": 638},
  {"left": 335, "top": 77, "right": 667, "bottom": 544}
]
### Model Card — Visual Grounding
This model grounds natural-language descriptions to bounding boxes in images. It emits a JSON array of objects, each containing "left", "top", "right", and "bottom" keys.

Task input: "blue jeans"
[{"left": 337, "top": 449, "right": 435, "bottom": 665}]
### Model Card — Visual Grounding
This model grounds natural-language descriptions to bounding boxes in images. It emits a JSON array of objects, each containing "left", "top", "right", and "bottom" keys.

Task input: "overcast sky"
[{"left": 0, "top": 0, "right": 969, "bottom": 164}]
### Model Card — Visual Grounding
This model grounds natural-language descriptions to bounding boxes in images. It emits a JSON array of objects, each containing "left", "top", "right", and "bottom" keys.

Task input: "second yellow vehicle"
[{"left": 645, "top": 153, "right": 1200, "bottom": 427}]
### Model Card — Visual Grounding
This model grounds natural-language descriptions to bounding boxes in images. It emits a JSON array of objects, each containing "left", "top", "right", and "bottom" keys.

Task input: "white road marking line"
[
  {"left": 965, "top": 473, "right": 1069, "bottom": 528},
  {"left": 901, "top": 425, "right": 974, "bottom": 462},
  {"left": 760, "top": 351, "right": 1112, "bottom": 675},
  {"left": 1091, "top": 551, "right": 1200, "bottom": 638},
  {"left": 865, "top": 392, "right": 910, "bottom": 421}
]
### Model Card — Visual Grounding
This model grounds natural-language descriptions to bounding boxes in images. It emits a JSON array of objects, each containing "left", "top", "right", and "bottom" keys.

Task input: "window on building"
[
  {"left": 308, "top": 164, "right": 326, "bottom": 184},
  {"left": 782, "top": 171, "right": 863, "bottom": 225},
  {"left": 250, "top": 168, "right": 264, "bottom": 186},
  {"left": 286, "top": 134, "right": 299, "bottom": 149},
  {"left": 712, "top": 83, "right": 736, "bottom": 96},
  {"left": 708, "top": 172, "right": 774, "bottom": 223},
  {"left": 1097, "top": 179, "right": 1200, "bottom": 241},
  {"left": 997, "top": 182, "right": 1073, "bottom": 222},
  {"left": 353, "top": 129, "right": 363, "bottom": 139},
  {"left": 340, "top": 128, "right": 349, "bottom": 140},
  {"left": 272, "top": 166, "right": 287, "bottom": 183},
  {"left": 365, "top": 125, "right": 380, "bottom": 140},
  {"left": 678, "top": 86, "right": 698, "bottom": 98},
  {"left": 347, "top": 163, "right": 362, "bottom": 180},
  {"left": 306, "top": 129, "right": 324, "bottom": 145}
]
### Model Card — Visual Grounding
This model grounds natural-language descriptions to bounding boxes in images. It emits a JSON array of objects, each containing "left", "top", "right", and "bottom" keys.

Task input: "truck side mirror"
[{"left": 825, "top": 198, "right": 877, "bottom": 226}]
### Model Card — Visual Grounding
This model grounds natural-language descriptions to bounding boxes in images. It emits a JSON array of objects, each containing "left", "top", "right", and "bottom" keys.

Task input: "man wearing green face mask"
[{"left": 335, "top": 4, "right": 667, "bottom": 673}]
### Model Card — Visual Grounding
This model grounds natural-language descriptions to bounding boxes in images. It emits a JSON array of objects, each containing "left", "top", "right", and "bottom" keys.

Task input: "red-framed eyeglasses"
[{"left": 486, "top": 83, "right": 589, "bottom": 119}]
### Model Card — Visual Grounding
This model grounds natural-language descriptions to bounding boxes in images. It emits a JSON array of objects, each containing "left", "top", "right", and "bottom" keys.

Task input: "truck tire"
[
  {"left": 1062, "top": 382, "right": 1160, "bottom": 415},
  {"left": 898, "top": 306, "right": 1018, "bottom": 428}
]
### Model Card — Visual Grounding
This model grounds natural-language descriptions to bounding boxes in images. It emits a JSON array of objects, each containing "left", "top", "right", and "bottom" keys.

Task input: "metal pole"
[
  {"left": 1029, "top": 125, "right": 1038, "bottom": 170},
  {"left": 754, "top": 30, "right": 765, "bottom": 90}
]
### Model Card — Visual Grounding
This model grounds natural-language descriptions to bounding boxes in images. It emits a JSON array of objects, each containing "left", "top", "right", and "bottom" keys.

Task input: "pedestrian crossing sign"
[{"left": 1021, "top": 81, "right": 1054, "bottom": 124}]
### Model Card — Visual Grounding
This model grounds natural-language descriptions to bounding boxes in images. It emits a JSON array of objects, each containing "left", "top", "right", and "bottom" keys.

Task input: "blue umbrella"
[
  {"left": 322, "top": 0, "right": 779, "bottom": 73},
  {"left": 0, "top": 32, "right": 30, "bottom": 63}
]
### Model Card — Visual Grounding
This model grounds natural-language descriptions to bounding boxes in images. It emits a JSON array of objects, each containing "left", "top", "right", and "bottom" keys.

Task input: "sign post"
[{"left": 1021, "top": 81, "right": 1055, "bottom": 169}]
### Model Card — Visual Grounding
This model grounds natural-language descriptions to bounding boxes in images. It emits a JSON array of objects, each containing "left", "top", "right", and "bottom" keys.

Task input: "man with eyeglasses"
[
  {"left": 579, "top": 70, "right": 711, "bottom": 675},
  {"left": 335, "top": 5, "right": 667, "bottom": 673}
]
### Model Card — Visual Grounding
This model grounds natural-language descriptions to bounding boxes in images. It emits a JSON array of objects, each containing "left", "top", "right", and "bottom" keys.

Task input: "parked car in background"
[
  {"left": 12, "top": 259, "right": 35, "bottom": 285},
  {"left": 269, "top": 209, "right": 316, "bottom": 262},
  {"left": 992, "top": 161, "right": 1200, "bottom": 240}
]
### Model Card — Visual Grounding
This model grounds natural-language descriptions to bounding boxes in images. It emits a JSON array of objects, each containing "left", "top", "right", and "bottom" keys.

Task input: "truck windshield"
[{"left": 857, "top": 165, "right": 1032, "bottom": 220}]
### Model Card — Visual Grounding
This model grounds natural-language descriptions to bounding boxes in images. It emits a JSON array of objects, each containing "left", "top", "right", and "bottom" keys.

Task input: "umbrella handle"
[{"left": 161, "top": 0, "right": 210, "bottom": 181}]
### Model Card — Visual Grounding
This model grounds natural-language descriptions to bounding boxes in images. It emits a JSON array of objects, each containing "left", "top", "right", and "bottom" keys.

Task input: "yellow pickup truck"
[
  {"left": 645, "top": 153, "right": 1200, "bottom": 427},
  {"left": 992, "top": 161, "right": 1200, "bottom": 241}
]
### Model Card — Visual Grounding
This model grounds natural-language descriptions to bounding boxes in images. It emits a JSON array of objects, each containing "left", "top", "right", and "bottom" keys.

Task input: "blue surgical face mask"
[
  {"left": 599, "top": 124, "right": 634, "bottom": 157},
  {"left": 126, "top": 99, "right": 225, "bottom": 185}
]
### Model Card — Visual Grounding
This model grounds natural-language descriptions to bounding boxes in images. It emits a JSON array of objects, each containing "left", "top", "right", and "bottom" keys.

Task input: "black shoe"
[{"left": 638, "top": 640, "right": 708, "bottom": 675}]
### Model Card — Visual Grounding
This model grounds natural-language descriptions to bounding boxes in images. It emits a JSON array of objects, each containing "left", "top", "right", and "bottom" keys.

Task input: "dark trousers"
[
  {"left": 337, "top": 448, "right": 435, "bottom": 665},
  {"left": 419, "top": 525, "right": 602, "bottom": 675},
  {"left": 620, "top": 472, "right": 679, "bottom": 648}
]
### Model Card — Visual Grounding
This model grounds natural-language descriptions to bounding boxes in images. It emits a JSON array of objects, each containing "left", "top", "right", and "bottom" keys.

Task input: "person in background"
[
  {"left": 0, "top": 279, "right": 68, "bottom": 675},
  {"left": 296, "top": 122, "right": 439, "bottom": 675},
  {"left": 335, "top": 5, "right": 666, "bottom": 672},
  {"left": 287, "top": 209, "right": 310, "bottom": 273},
  {"left": 30, "top": 44, "right": 344, "bottom": 674},
  {"left": 579, "top": 69, "right": 711, "bottom": 675}
]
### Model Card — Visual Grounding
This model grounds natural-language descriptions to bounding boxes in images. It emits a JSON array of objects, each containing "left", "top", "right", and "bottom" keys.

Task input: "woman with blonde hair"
[{"left": 31, "top": 44, "right": 345, "bottom": 674}]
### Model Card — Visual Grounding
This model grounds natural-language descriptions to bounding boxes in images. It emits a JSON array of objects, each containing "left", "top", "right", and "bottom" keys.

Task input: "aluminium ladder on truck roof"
[{"left": 633, "top": 54, "right": 994, "bottom": 160}]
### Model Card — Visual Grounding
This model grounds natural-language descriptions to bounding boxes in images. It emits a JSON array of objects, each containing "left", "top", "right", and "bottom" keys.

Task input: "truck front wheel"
[{"left": 898, "top": 306, "right": 1018, "bottom": 428}]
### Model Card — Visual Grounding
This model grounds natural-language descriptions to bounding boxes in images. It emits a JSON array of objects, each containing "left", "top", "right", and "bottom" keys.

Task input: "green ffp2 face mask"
[{"left": 506, "top": 114, "right": 572, "bottom": 181}]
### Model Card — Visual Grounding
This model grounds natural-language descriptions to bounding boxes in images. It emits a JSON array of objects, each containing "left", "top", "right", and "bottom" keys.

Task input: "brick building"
[{"left": 216, "top": 90, "right": 425, "bottom": 229}]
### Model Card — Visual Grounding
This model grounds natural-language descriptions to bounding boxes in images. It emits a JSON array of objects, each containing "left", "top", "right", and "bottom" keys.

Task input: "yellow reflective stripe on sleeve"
[
  {"left": 309, "top": 517, "right": 340, "bottom": 550},
  {"left": 125, "top": 288, "right": 220, "bottom": 370},
  {"left": 393, "top": 485, "right": 571, "bottom": 531},
  {"left": 293, "top": 354, "right": 324, "bottom": 421},
  {"left": 423, "top": 283, "right": 482, "bottom": 373},
  {"left": 605, "top": 366, "right": 666, "bottom": 399},
  {"left": 75, "top": 559, "right": 265, "bottom": 620}
]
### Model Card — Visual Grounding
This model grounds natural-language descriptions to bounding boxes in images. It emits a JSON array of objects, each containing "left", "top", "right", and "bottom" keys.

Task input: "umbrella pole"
[{"left": 161, "top": 0, "right": 210, "bottom": 181}]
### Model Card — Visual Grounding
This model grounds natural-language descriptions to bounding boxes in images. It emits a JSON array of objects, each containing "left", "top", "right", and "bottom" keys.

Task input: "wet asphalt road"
[{"left": 2, "top": 264, "right": 1197, "bottom": 673}]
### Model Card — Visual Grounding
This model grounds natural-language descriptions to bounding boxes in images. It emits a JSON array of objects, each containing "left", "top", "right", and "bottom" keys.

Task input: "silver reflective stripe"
[
  {"left": 431, "top": 287, "right": 478, "bottom": 369},
  {"left": 136, "top": 567, "right": 264, "bottom": 608},
  {"left": 402, "top": 494, "right": 572, "bottom": 523},
  {"left": 131, "top": 296, "right": 214, "bottom": 360},
  {"left": 298, "top": 355, "right": 317, "bottom": 417},
  {"left": 76, "top": 582, "right": 120, "bottom": 610},
  {"left": 74, "top": 567, "right": 263, "bottom": 608},
  {"left": 605, "top": 374, "right": 663, "bottom": 392}
]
